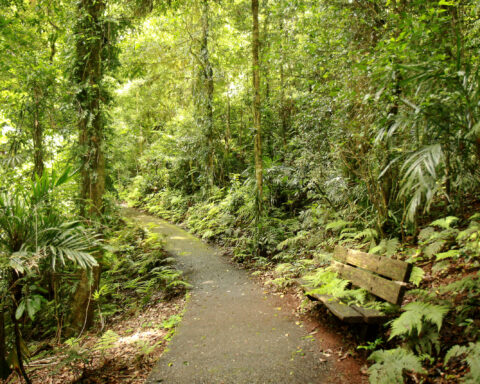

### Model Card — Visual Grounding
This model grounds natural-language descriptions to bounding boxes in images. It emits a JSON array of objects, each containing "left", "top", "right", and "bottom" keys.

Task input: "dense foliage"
[{"left": 1, "top": 0, "right": 479, "bottom": 383}]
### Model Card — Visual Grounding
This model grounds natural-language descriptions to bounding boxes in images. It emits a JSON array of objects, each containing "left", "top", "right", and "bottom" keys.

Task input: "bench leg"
[{"left": 359, "top": 324, "right": 368, "bottom": 339}]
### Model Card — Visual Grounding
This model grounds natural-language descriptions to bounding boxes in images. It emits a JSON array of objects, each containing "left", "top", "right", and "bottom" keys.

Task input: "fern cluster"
[
  {"left": 389, "top": 302, "right": 450, "bottom": 355},
  {"left": 101, "top": 223, "right": 188, "bottom": 318},
  {"left": 368, "top": 348, "right": 425, "bottom": 384},
  {"left": 125, "top": 173, "right": 480, "bottom": 384}
]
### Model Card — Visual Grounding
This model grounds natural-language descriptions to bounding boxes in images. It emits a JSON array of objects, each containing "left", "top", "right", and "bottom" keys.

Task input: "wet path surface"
[{"left": 124, "top": 208, "right": 328, "bottom": 384}]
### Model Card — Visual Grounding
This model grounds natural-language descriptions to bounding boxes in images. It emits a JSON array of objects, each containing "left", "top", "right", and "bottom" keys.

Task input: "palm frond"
[{"left": 399, "top": 144, "right": 444, "bottom": 223}]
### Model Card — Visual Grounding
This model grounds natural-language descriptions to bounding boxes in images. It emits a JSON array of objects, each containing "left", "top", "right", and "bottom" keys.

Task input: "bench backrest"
[{"left": 332, "top": 246, "right": 412, "bottom": 305}]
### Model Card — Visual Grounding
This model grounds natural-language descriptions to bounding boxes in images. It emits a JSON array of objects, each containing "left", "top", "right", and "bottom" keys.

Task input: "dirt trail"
[{"left": 124, "top": 208, "right": 330, "bottom": 384}]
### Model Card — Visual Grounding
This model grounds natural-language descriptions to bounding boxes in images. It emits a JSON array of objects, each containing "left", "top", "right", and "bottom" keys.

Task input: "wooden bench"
[{"left": 298, "top": 245, "right": 412, "bottom": 324}]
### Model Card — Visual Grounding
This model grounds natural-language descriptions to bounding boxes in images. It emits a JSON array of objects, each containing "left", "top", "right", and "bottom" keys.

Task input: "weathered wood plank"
[
  {"left": 350, "top": 306, "right": 387, "bottom": 324},
  {"left": 313, "top": 294, "right": 365, "bottom": 323},
  {"left": 331, "top": 261, "right": 406, "bottom": 305},
  {"left": 296, "top": 280, "right": 366, "bottom": 323},
  {"left": 296, "top": 276, "right": 393, "bottom": 323},
  {"left": 334, "top": 246, "right": 412, "bottom": 282}
]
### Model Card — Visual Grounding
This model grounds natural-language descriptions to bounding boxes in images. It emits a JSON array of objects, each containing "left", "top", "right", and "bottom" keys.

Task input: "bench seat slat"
[
  {"left": 334, "top": 246, "right": 412, "bottom": 282},
  {"left": 310, "top": 294, "right": 365, "bottom": 323},
  {"left": 350, "top": 306, "right": 387, "bottom": 324},
  {"left": 296, "top": 279, "right": 378, "bottom": 324},
  {"left": 331, "top": 261, "right": 405, "bottom": 305}
]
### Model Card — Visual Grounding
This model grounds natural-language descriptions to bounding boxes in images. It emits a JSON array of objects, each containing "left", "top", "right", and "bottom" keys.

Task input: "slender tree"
[
  {"left": 200, "top": 0, "right": 214, "bottom": 187},
  {"left": 252, "top": 0, "right": 263, "bottom": 210}
]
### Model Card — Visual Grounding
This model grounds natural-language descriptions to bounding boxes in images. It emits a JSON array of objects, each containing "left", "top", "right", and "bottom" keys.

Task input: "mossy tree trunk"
[
  {"left": 252, "top": 0, "right": 263, "bottom": 211},
  {"left": 200, "top": 0, "right": 214, "bottom": 188},
  {"left": 32, "top": 85, "right": 44, "bottom": 179},
  {"left": 69, "top": 0, "right": 106, "bottom": 335}
]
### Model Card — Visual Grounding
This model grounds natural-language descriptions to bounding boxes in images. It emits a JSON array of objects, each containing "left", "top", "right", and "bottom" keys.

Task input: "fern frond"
[
  {"left": 389, "top": 302, "right": 450, "bottom": 340},
  {"left": 353, "top": 228, "right": 378, "bottom": 240},
  {"left": 436, "top": 249, "right": 461, "bottom": 261},
  {"left": 399, "top": 144, "right": 444, "bottom": 223},
  {"left": 276, "top": 231, "right": 308, "bottom": 251},
  {"left": 94, "top": 330, "right": 119, "bottom": 352},
  {"left": 368, "top": 348, "right": 425, "bottom": 384},
  {"left": 325, "top": 219, "right": 353, "bottom": 232},
  {"left": 370, "top": 238, "right": 400, "bottom": 256},
  {"left": 418, "top": 227, "right": 435, "bottom": 242},
  {"left": 431, "top": 216, "right": 459, "bottom": 230},
  {"left": 423, "top": 240, "right": 445, "bottom": 258},
  {"left": 409, "top": 266, "right": 424, "bottom": 287},
  {"left": 385, "top": 238, "right": 400, "bottom": 257},
  {"left": 389, "top": 306, "right": 424, "bottom": 340},
  {"left": 445, "top": 342, "right": 480, "bottom": 384}
]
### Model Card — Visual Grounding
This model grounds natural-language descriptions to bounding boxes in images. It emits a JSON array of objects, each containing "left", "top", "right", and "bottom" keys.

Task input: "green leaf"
[
  {"left": 325, "top": 220, "right": 353, "bottom": 232},
  {"left": 430, "top": 216, "right": 459, "bottom": 230},
  {"left": 436, "top": 249, "right": 460, "bottom": 261},
  {"left": 389, "top": 302, "right": 450, "bottom": 340},
  {"left": 15, "top": 300, "right": 26, "bottom": 320},
  {"left": 409, "top": 266, "right": 424, "bottom": 287},
  {"left": 25, "top": 295, "right": 43, "bottom": 320}
]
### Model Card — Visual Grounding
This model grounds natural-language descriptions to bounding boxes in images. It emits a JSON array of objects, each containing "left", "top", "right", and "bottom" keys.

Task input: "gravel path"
[{"left": 125, "top": 208, "right": 329, "bottom": 384}]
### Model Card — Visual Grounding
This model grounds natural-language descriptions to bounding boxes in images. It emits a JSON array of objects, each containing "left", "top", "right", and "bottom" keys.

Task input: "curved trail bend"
[{"left": 125, "top": 208, "right": 329, "bottom": 384}]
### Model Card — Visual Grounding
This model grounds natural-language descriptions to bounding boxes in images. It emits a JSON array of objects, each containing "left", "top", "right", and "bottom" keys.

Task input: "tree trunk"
[
  {"left": 201, "top": 0, "right": 214, "bottom": 188},
  {"left": 224, "top": 89, "right": 231, "bottom": 182},
  {"left": 68, "top": 265, "right": 100, "bottom": 334},
  {"left": 279, "top": 18, "right": 288, "bottom": 152},
  {"left": 252, "top": 0, "right": 263, "bottom": 210},
  {"left": 262, "top": 0, "right": 270, "bottom": 100},
  {"left": 70, "top": 0, "right": 106, "bottom": 335},
  {"left": 32, "top": 87, "right": 44, "bottom": 179},
  {"left": 0, "top": 308, "right": 11, "bottom": 380},
  {"left": 10, "top": 278, "right": 31, "bottom": 384},
  {"left": 76, "top": 0, "right": 106, "bottom": 218}
]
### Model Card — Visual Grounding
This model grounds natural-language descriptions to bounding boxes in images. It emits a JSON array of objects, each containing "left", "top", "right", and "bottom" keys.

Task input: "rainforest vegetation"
[{"left": 0, "top": 0, "right": 479, "bottom": 383}]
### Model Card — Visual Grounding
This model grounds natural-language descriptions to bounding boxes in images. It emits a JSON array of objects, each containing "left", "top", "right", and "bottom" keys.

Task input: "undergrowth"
[
  {"left": 123, "top": 179, "right": 480, "bottom": 384},
  {"left": 12, "top": 220, "right": 189, "bottom": 383}
]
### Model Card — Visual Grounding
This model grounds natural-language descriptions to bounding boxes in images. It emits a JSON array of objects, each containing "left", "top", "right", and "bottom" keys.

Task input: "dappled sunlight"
[
  {"left": 170, "top": 236, "right": 189, "bottom": 240},
  {"left": 116, "top": 330, "right": 163, "bottom": 346}
]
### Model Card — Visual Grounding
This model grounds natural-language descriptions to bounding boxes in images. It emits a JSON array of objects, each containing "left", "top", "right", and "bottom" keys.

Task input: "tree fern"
[{"left": 368, "top": 348, "right": 425, "bottom": 384}]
